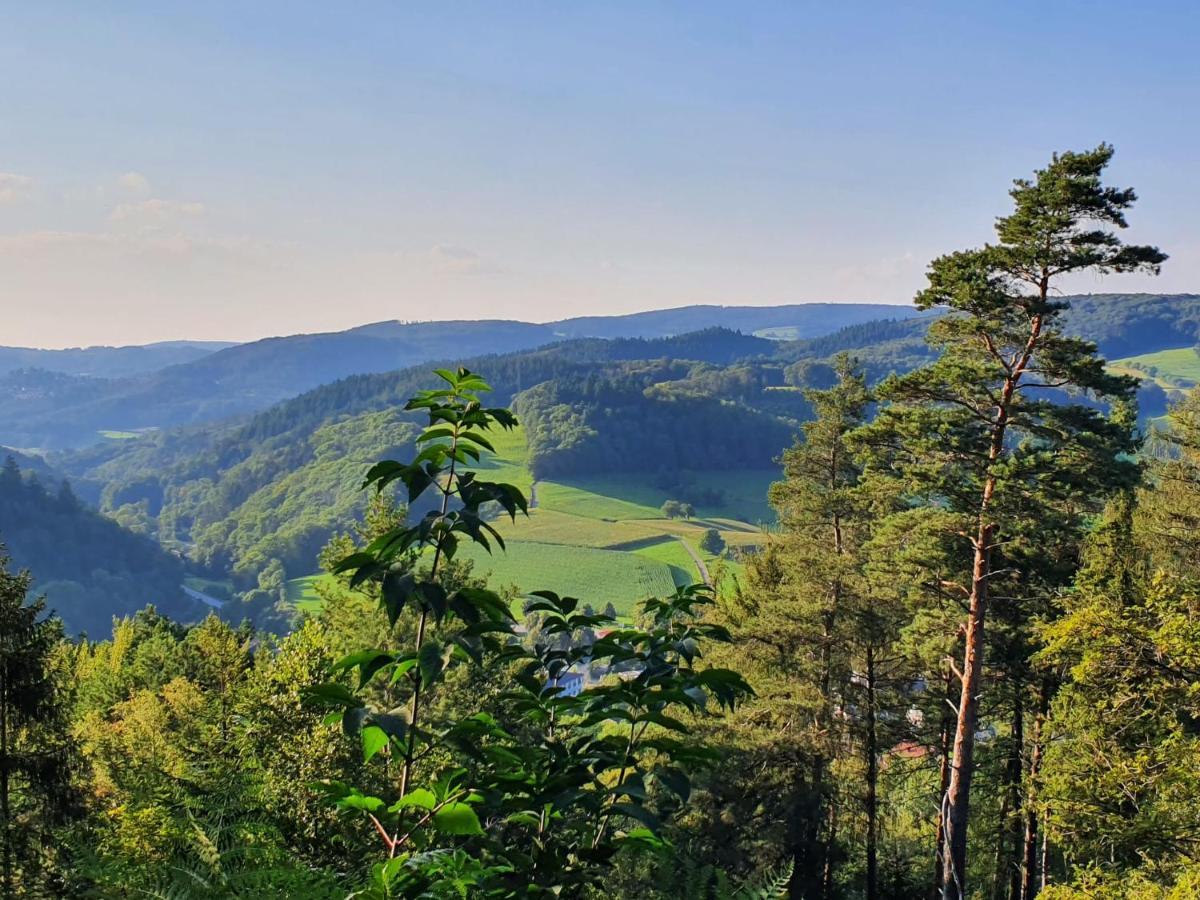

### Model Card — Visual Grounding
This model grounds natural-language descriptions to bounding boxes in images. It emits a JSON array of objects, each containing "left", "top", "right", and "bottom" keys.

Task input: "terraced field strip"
[
  {"left": 707, "top": 517, "right": 762, "bottom": 533},
  {"left": 535, "top": 478, "right": 664, "bottom": 520},
  {"left": 631, "top": 536, "right": 703, "bottom": 587}
]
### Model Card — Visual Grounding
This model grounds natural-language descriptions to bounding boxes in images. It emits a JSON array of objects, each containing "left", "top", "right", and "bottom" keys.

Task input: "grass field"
[
  {"left": 631, "top": 537, "right": 700, "bottom": 587},
  {"left": 99, "top": 430, "right": 141, "bottom": 440},
  {"left": 285, "top": 427, "right": 776, "bottom": 618},
  {"left": 453, "top": 539, "right": 680, "bottom": 615},
  {"left": 1110, "top": 346, "right": 1200, "bottom": 389},
  {"left": 470, "top": 424, "right": 535, "bottom": 493},
  {"left": 286, "top": 575, "right": 332, "bottom": 613},
  {"left": 493, "top": 508, "right": 662, "bottom": 548},
  {"left": 537, "top": 469, "right": 776, "bottom": 524}
]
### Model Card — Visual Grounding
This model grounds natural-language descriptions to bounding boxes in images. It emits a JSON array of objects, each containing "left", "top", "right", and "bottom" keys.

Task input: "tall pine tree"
[
  {"left": 852, "top": 145, "right": 1163, "bottom": 899},
  {"left": 706, "top": 356, "right": 887, "bottom": 898}
]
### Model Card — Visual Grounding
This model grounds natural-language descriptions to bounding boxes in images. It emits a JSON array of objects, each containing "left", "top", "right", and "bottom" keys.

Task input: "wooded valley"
[{"left": 3, "top": 147, "right": 1200, "bottom": 899}]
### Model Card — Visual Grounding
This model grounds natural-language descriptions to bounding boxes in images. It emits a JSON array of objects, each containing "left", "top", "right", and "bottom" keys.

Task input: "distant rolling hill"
[
  {"left": 0, "top": 304, "right": 919, "bottom": 449},
  {"left": 0, "top": 340, "right": 235, "bottom": 378},
  {"left": 6, "top": 294, "right": 1197, "bottom": 453},
  {"left": 551, "top": 302, "right": 922, "bottom": 340}
]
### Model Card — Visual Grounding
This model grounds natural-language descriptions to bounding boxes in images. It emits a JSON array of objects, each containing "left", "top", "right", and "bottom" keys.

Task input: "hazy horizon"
[
  {"left": 4, "top": 2, "right": 1197, "bottom": 348},
  {"left": 8, "top": 298, "right": 916, "bottom": 351}
]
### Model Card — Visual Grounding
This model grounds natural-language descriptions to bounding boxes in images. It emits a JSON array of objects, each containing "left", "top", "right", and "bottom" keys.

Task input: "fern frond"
[{"left": 734, "top": 860, "right": 793, "bottom": 899}]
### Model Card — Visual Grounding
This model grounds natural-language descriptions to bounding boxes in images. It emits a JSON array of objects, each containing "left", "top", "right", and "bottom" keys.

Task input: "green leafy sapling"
[{"left": 304, "top": 369, "right": 751, "bottom": 897}]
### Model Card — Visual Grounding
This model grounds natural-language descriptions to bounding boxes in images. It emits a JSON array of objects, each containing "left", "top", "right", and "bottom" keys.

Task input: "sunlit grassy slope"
[
  {"left": 535, "top": 469, "right": 775, "bottom": 525},
  {"left": 1110, "top": 346, "right": 1200, "bottom": 388},
  {"left": 290, "top": 424, "right": 773, "bottom": 615},
  {"left": 452, "top": 540, "right": 680, "bottom": 615},
  {"left": 286, "top": 574, "right": 332, "bottom": 613},
  {"left": 469, "top": 425, "right": 535, "bottom": 493}
]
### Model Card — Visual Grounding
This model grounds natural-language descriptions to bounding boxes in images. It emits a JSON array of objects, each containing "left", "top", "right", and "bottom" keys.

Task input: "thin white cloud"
[
  {"left": 830, "top": 250, "right": 923, "bottom": 300},
  {"left": 109, "top": 197, "right": 206, "bottom": 226},
  {"left": 0, "top": 229, "right": 260, "bottom": 264},
  {"left": 428, "top": 243, "right": 503, "bottom": 275},
  {"left": 117, "top": 171, "right": 152, "bottom": 195},
  {"left": 0, "top": 173, "right": 32, "bottom": 204}
]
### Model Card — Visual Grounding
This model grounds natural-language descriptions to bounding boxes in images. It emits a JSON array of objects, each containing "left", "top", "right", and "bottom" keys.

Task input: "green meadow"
[
  {"left": 286, "top": 574, "right": 331, "bottom": 613},
  {"left": 287, "top": 423, "right": 771, "bottom": 615},
  {"left": 452, "top": 539, "right": 680, "bottom": 616},
  {"left": 1110, "top": 345, "right": 1200, "bottom": 388}
]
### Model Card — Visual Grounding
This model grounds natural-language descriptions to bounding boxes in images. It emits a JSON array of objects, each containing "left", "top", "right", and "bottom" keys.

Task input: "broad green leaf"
[
  {"left": 418, "top": 639, "right": 446, "bottom": 688},
  {"left": 391, "top": 788, "right": 437, "bottom": 811},
  {"left": 433, "top": 802, "right": 484, "bottom": 835},
  {"left": 302, "top": 683, "right": 362, "bottom": 709},
  {"left": 361, "top": 725, "right": 390, "bottom": 762}
]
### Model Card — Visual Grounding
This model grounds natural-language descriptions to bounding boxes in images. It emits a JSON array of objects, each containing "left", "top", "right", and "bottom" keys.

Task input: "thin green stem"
[{"left": 398, "top": 407, "right": 462, "bottom": 822}]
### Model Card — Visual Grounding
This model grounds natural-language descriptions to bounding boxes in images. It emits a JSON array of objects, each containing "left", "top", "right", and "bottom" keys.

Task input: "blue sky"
[{"left": 2, "top": 2, "right": 1197, "bottom": 347}]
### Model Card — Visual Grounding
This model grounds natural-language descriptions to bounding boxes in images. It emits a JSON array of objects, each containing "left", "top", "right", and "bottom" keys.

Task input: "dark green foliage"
[
  {"left": 661, "top": 499, "right": 696, "bottom": 520},
  {"left": 0, "top": 456, "right": 195, "bottom": 635},
  {"left": 0, "top": 548, "right": 77, "bottom": 895},
  {"left": 699, "top": 528, "right": 725, "bottom": 555}
]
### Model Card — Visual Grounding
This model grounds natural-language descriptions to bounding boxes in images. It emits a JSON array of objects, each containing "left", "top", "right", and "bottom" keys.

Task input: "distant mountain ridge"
[
  {"left": 4, "top": 295, "right": 1197, "bottom": 452},
  {"left": 0, "top": 340, "right": 236, "bottom": 379},
  {"left": 0, "top": 303, "right": 921, "bottom": 449},
  {"left": 550, "top": 302, "right": 921, "bottom": 339}
]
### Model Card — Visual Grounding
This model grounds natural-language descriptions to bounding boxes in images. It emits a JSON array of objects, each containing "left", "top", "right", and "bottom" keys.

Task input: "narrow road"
[
  {"left": 183, "top": 585, "right": 225, "bottom": 610},
  {"left": 676, "top": 537, "right": 712, "bottom": 586}
]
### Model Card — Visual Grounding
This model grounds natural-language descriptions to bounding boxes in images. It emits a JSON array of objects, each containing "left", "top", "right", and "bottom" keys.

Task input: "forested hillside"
[
  {"left": 54, "top": 331, "right": 801, "bottom": 587},
  {"left": 515, "top": 366, "right": 797, "bottom": 478},
  {"left": 1, "top": 305, "right": 917, "bottom": 450},
  {"left": 37, "top": 289, "right": 1196, "bottom": 609},
  {"left": 0, "top": 456, "right": 196, "bottom": 635}
]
